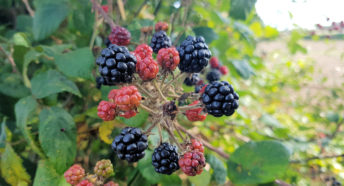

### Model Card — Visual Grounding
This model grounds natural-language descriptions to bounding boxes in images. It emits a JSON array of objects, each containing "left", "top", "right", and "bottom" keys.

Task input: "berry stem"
[
  {"left": 172, "top": 121, "right": 186, "bottom": 141},
  {"left": 153, "top": 79, "right": 168, "bottom": 101},
  {"left": 158, "top": 122, "right": 163, "bottom": 145},
  {"left": 159, "top": 73, "right": 168, "bottom": 89},
  {"left": 90, "top": 0, "right": 116, "bottom": 29},
  {"left": 163, "top": 120, "right": 183, "bottom": 151},
  {"left": 144, "top": 122, "right": 158, "bottom": 135},
  {"left": 162, "top": 72, "right": 189, "bottom": 92},
  {"left": 134, "top": 82, "right": 154, "bottom": 99},
  {"left": 178, "top": 103, "right": 203, "bottom": 112},
  {"left": 139, "top": 104, "right": 158, "bottom": 114},
  {"left": 175, "top": 122, "right": 230, "bottom": 159}
]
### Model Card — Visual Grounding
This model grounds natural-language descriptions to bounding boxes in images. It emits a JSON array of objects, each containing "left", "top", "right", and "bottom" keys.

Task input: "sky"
[{"left": 255, "top": 0, "right": 344, "bottom": 30}]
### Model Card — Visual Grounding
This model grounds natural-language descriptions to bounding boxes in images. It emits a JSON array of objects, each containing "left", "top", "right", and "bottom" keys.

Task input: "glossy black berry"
[
  {"left": 152, "top": 143, "right": 179, "bottom": 175},
  {"left": 96, "top": 44, "right": 137, "bottom": 86},
  {"left": 206, "top": 69, "right": 221, "bottom": 82},
  {"left": 111, "top": 127, "right": 148, "bottom": 162},
  {"left": 201, "top": 81, "right": 239, "bottom": 117},
  {"left": 195, "top": 84, "right": 206, "bottom": 93},
  {"left": 177, "top": 36, "right": 211, "bottom": 73},
  {"left": 184, "top": 73, "right": 200, "bottom": 86},
  {"left": 150, "top": 31, "right": 172, "bottom": 53}
]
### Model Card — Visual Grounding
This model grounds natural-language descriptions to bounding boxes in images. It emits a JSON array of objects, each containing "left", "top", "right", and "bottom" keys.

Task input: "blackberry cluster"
[
  {"left": 201, "top": 81, "right": 239, "bottom": 117},
  {"left": 96, "top": 44, "right": 137, "bottom": 86},
  {"left": 152, "top": 143, "right": 179, "bottom": 175},
  {"left": 177, "top": 36, "right": 211, "bottom": 73},
  {"left": 150, "top": 31, "right": 172, "bottom": 53},
  {"left": 111, "top": 127, "right": 148, "bottom": 162},
  {"left": 179, "top": 150, "right": 206, "bottom": 176},
  {"left": 108, "top": 26, "right": 131, "bottom": 46},
  {"left": 184, "top": 73, "right": 201, "bottom": 86},
  {"left": 77, "top": 180, "right": 93, "bottom": 186},
  {"left": 325, "top": 177, "right": 342, "bottom": 186},
  {"left": 206, "top": 69, "right": 221, "bottom": 82},
  {"left": 64, "top": 164, "right": 85, "bottom": 185}
]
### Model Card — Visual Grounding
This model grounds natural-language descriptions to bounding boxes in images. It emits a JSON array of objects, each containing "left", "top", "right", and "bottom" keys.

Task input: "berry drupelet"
[
  {"left": 150, "top": 31, "right": 172, "bottom": 53},
  {"left": 152, "top": 143, "right": 180, "bottom": 175}
]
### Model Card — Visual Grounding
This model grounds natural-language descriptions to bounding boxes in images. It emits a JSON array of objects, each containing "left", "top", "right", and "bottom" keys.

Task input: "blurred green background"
[{"left": 0, "top": 0, "right": 343, "bottom": 185}]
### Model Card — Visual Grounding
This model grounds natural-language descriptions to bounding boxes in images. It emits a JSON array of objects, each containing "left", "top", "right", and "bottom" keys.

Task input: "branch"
[
  {"left": 134, "top": 0, "right": 149, "bottom": 18},
  {"left": 91, "top": 0, "right": 116, "bottom": 29},
  {"left": 139, "top": 104, "right": 158, "bottom": 115},
  {"left": 291, "top": 153, "right": 344, "bottom": 164},
  {"left": 0, "top": 46, "right": 18, "bottom": 73},
  {"left": 153, "top": 80, "right": 168, "bottom": 101},
  {"left": 22, "top": 0, "right": 35, "bottom": 17},
  {"left": 328, "top": 121, "right": 343, "bottom": 139},
  {"left": 175, "top": 122, "right": 230, "bottom": 159}
]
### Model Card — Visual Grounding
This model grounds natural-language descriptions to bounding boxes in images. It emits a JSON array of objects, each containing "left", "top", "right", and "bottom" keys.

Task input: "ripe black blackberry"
[
  {"left": 201, "top": 81, "right": 239, "bottom": 117},
  {"left": 96, "top": 44, "right": 137, "bottom": 86},
  {"left": 184, "top": 73, "right": 200, "bottom": 86},
  {"left": 111, "top": 127, "right": 148, "bottom": 162},
  {"left": 195, "top": 84, "right": 206, "bottom": 93},
  {"left": 177, "top": 36, "right": 211, "bottom": 73},
  {"left": 152, "top": 143, "right": 179, "bottom": 175},
  {"left": 206, "top": 69, "right": 221, "bottom": 82},
  {"left": 150, "top": 31, "right": 172, "bottom": 53}
]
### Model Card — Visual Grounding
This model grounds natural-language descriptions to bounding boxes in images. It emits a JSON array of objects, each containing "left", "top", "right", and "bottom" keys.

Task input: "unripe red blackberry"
[
  {"left": 134, "top": 44, "right": 153, "bottom": 59},
  {"left": 155, "top": 21, "right": 169, "bottom": 32},
  {"left": 109, "top": 26, "right": 131, "bottom": 46},
  {"left": 190, "top": 139, "right": 204, "bottom": 153},
  {"left": 136, "top": 57, "right": 159, "bottom": 81},
  {"left": 76, "top": 180, "right": 94, "bottom": 186},
  {"left": 94, "top": 159, "right": 114, "bottom": 178},
  {"left": 104, "top": 181, "right": 119, "bottom": 186},
  {"left": 113, "top": 86, "right": 142, "bottom": 112},
  {"left": 157, "top": 47, "right": 180, "bottom": 72},
  {"left": 219, "top": 65, "right": 229, "bottom": 75},
  {"left": 64, "top": 164, "right": 85, "bottom": 185},
  {"left": 119, "top": 110, "right": 137, "bottom": 119},
  {"left": 97, "top": 101, "right": 116, "bottom": 121},
  {"left": 179, "top": 150, "right": 206, "bottom": 176},
  {"left": 209, "top": 57, "right": 220, "bottom": 69},
  {"left": 185, "top": 101, "right": 207, "bottom": 122}
]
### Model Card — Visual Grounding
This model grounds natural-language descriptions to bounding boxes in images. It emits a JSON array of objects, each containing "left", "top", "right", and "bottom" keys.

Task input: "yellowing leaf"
[
  {"left": 1, "top": 144, "right": 31, "bottom": 185},
  {"left": 99, "top": 121, "right": 117, "bottom": 144},
  {"left": 250, "top": 22, "right": 263, "bottom": 37}
]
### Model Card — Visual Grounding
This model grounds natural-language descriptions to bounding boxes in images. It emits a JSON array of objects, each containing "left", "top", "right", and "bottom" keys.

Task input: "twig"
[
  {"left": 158, "top": 122, "right": 163, "bottom": 145},
  {"left": 91, "top": 0, "right": 116, "bottom": 29},
  {"left": 172, "top": 121, "right": 186, "bottom": 141},
  {"left": 0, "top": 46, "right": 18, "bottom": 73},
  {"left": 163, "top": 120, "right": 183, "bottom": 150},
  {"left": 89, "top": 9, "right": 101, "bottom": 49},
  {"left": 160, "top": 73, "right": 168, "bottom": 89},
  {"left": 144, "top": 121, "right": 157, "bottom": 135},
  {"left": 175, "top": 122, "right": 230, "bottom": 159},
  {"left": 153, "top": 79, "right": 168, "bottom": 101},
  {"left": 117, "top": 0, "right": 126, "bottom": 21},
  {"left": 134, "top": 0, "right": 149, "bottom": 18},
  {"left": 107, "top": 0, "right": 113, "bottom": 16},
  {"left": 178, "top": 103, "right": 203, "bottom": 112},
  {"left": 291, "top": 154, "right": 344, "bottom": 164},
  {"left": 328, "top": 121, "right": 343, "bottom": 139},
  {"left": 139, "top": 104, "right": 158, "bottom": 115},
  {"left": 134, "top": 82, "right": 154, "bottom": 98},
  {"left": 162, "top": 72, "right": 188, "bottom": 92},
  {"left": 22, "top": 0, "right": 35, "bottom": 17}
]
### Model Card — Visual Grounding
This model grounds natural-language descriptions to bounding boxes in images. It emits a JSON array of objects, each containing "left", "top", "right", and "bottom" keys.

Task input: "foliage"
[{"left": 0, "top": 0, "right": 343, "bottom": 185}]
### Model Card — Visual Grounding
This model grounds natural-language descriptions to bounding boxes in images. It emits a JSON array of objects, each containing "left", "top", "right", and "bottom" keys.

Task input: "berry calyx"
[
  {"left": 76, "top": 180, "right": 94, "bottom": 186},
  {"left": 97, "top": 101, "right": 116, "bottom": 121},
  {"left": 155, "top": 21, "right": 169, "bottom": 32},
  {"left": 109, "top": 26, "right": 131, "bottom": 46},
  {"left": 177, "top": 35, "right": 211, "bottom": 73},
  {"left": 152, "top": 143, "right": 179, "bottom": 175},
  {"left": 150, "top": 31, "right": 172, "bottom": 53},
  {"left": 134, "top": 44, "right": 153, "bottom": 59},
  {"left": 136, "top": 57, "right": 159, "bottom": 81},
  {"left": 94, "top": 159, "right": 114, "bottom": 178},
  {"left": 201, "top": 81, "right": 239, "bottom": 117},
  {"left": 157, "top": 47, "right": 180, "bottom": 72},
  {"left": 185, "top": 101, "right": 207, "bottom": 122},
  {"left": 219, "top": 66, "right": 229, "bottom": 75},
  {"left": 114, "top": 86, "right": 142, "bottom": 112},
  {"left": 96, "top": 44, "right": 137, "bottom": 85},
  {"left": 111, "top": 127, "right": 148, "bottom": 162},
  {"left": 209, "top": 57, "right": 220, "bottom": 69},
  {"left": 179, "top": 150, "right": 206, "bottom": 176},
  {"left": 64, "top": 164, "right": 85, "bottom": 185},
  {"left": 104, "top": 181, "right": 119, "bottom": 186}
]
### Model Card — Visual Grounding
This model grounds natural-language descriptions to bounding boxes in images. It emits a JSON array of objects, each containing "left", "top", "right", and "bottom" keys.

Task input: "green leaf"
[
  {"left": 229, "top": 0, "right": 257, "bottom": 20},
  {"left": 231, "top": 59, "right": 255, "bottom": 79},
  {"left": 13, "top": 32, "right": 30, "bottom": 47},
  {"left": 33, "top": 1, "right": 69, "bottom": 40},
  {"left": 39, "top": 107, "right": 77, "bottom": 174},
  {"left": 233, "top": 22, "right": 255, "bottom": 45},
  {"left": 188, "top": 170, "right": 211, "bottom": 186},
  {"left": 0, "top": 118, "right": 8, "bottom": 148},
  {"left": 160, "top": 174, "right": 182, "bottom": 186},
  {"left": 119, "top": 109, "right": 149, "bottom": 127},
  {"left": 259, "top": 114, "right": 284, "bottom": 128},
  {"left": 193, "top": 27, "right": 218, "bottom": 44},
  {"left": 207, "top": 154, "right": 227, "bottom": 184},
  {"left": 0, "top": 73, "right": 30, "bottom": 98},
  {"left": 55, "top": 48, "right": 95, "bottom": 80},
  {"left": 71, "top": 0, "right": 94, "bottom": 34},
  {"left": 326, "top": 111, "right": 340, "bottom": 123},
  {"left": 31, "top": 70, "right": 81, "bottom": 98},
  {"left": 16, "top": 15, "right": 33, "bottom": 32},
  {"left": 33, "top": 161, "right": 69, "bottom": 186},
  {"left": 15, "top": 96, "right": 45, "bottom": 157},
  {"left": 227, "top": 140, "right": 290, "bottom": 184},
  {"left": 1, "top": 144, "right": 31, "bottom": 185}
]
